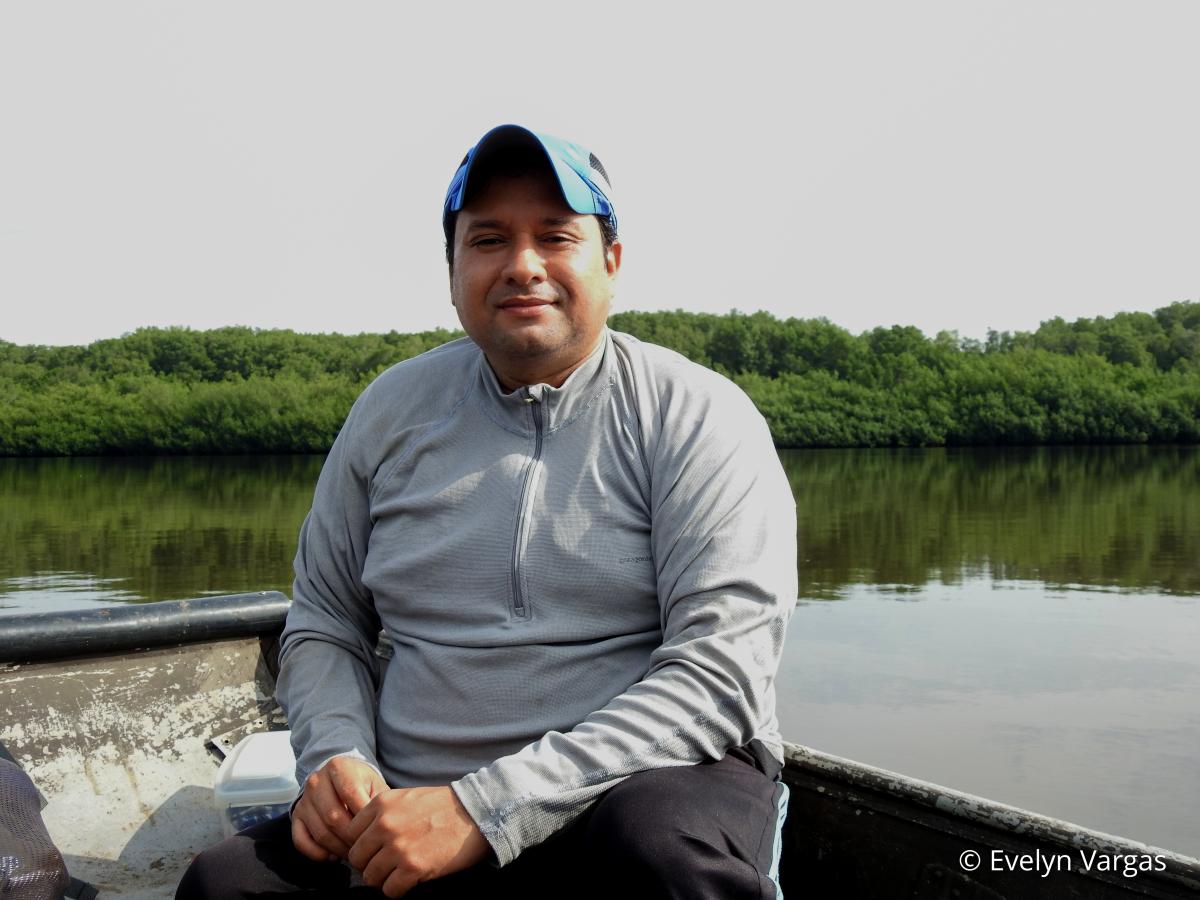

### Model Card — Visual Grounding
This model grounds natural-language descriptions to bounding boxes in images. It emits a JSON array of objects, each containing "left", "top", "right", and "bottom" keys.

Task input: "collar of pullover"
[{"left": 474, "top": 330, "right": 614, "bottom": 436}]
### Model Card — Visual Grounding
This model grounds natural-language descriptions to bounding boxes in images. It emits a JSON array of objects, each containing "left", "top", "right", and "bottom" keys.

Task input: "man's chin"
[{"left": 488, "top": 327, "right": 570, "bottom": 361}]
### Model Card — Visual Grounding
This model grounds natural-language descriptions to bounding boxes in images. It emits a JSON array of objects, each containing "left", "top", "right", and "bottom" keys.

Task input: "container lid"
[{"left": 213, "top": 730, "right": 300, "bottom": 808}]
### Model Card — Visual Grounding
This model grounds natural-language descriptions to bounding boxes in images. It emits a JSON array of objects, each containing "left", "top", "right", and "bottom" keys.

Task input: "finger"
[
  {"left": 333, "top": 768, "right": 374, "bottom": 816},
  {"left": 295, "top": 793, "right": 352, "bottom": 859},
  {"left": 346, "top": 791, "right": 388, "bottom": 844},
  {"left": 381, "top": 864, "right": 421, "bottom": 899},
  {"left": 361, "top": 837, "right": 416, "bottom": 893},
  {"left": 331, "top": 763, "right": 381, "bottom": 816},
  {"left": 346, "top": 817, "right": 385, "bottom": 872},
  {"left": 299, "top": 813, "right": 352, "bottom": 859},
  {"left": 291, "top": 815, "right": 339, "bottom": 864},
  {"left": 302, "top": 772, "right": 358, "bottom": 847}
]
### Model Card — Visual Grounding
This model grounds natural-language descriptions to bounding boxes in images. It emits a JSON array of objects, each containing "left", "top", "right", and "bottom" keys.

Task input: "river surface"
[{"left": 1, "top": 446, "right": 1197, "bottom": 855}]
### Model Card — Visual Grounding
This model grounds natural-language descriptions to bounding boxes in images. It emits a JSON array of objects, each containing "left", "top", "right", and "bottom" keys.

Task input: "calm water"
[{"left": 1, "top": 447, "right": 1198, "bottom": 854}]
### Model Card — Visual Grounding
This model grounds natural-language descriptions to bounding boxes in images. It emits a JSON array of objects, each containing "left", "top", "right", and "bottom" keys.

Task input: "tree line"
[{"left": 1, "top": 301, "right": 1197, "bottom": 455}]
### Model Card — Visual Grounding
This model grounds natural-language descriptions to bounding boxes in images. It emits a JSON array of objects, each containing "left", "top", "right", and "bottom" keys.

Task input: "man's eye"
[{"left": 471, "top": 237, "right": 504, "bottom": 247}]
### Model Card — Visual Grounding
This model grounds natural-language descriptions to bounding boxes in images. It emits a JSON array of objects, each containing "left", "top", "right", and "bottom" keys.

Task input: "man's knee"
[
  {"left": 581, "top": 758, "right": 781, "bottom": 898},
  {"left": 585, "top": 771, "right": 693, "bottom": 870},
  {"left": 174, "top": 815, "right": 317, "bottom": 900},
  {"left": 176, "top": 844, "right": 235, "bottom": 900}
]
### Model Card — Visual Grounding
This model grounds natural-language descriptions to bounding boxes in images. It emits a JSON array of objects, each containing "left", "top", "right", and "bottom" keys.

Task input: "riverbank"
[{"left": 2, "top": 304, "right": 1197, "bottom": 454}]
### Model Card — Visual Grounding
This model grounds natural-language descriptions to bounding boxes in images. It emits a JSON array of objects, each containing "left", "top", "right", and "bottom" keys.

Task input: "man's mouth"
[
  {"left": 497, "top": 297, "right": 556, "bottom": 317},
  {"left": 497, "top": 297, "right": 555, "bottom": 309}
]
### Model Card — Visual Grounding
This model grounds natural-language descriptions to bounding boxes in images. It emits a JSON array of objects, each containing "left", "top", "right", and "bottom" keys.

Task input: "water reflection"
[
  {"left": 0, "top": 455, "right": 323, "bottom": 611},
  {"left": 783, "top": 445, "right": 1200, "bottom": 598},
  {"left": 0, "top": 573, "right": 139, "bottom": 613},
  {"left": 2, "top": 447, "right": 1198, "bottom": 611}
]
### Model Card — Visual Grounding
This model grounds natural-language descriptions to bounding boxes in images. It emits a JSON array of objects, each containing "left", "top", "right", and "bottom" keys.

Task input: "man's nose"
[{"left": 503, "top": 241, "right": 547, "bottom": 285}]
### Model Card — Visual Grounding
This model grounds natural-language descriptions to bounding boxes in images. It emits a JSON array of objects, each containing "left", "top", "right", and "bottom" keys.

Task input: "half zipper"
[{"left": 510, "top": 386, "right": 545, "bottom": 618}]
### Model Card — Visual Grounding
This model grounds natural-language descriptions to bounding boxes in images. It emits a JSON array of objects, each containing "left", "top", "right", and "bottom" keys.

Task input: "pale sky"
[{"left": 1, "top": 2, "right": 1197, "bottom": 347}]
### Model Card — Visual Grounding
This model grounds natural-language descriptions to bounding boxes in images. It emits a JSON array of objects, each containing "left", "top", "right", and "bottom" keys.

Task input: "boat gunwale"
[
  {"left": 0, "top": 591, "right": 291, "bottom": 663},
  {"left": 783, "top": 741, "right": 1200, "bottom": 886}
]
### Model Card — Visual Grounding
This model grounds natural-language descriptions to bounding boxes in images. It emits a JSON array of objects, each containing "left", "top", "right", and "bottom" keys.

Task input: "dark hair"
[{"left": 444, "top": 147, "right": 617, "bottom": 268}]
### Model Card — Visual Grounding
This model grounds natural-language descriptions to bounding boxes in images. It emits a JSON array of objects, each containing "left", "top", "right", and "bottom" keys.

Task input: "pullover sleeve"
[
  {"left": 276, "top": 389, "right": 385, "bottom": 785},
  {"left": 450, "top": 374, "right": 798, "bottom": 865}
]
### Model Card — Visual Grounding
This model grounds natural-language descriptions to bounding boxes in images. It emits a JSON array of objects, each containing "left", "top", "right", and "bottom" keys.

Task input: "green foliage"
[
  {"left": 1, "top": 303, "right": 1198, "bottom": 454},
  {"left": 613, "top": 303, "right": 1200, "bottom": 448},
  {"left": 0, "top": 327, "right": 461, "bottom": 456}
]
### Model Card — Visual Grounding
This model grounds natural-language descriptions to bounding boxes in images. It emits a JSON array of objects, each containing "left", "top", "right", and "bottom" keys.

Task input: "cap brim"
[{"left": 446, "top": 124, "right": 609, "bottom": 218}]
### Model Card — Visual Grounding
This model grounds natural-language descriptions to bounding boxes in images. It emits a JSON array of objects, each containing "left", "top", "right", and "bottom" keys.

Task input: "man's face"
[{"left": 450, "top": 169, "right": 620, "bottom": 389}]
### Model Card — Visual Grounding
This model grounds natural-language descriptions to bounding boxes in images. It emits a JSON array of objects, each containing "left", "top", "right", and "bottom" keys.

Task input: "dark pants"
[{"left": 177, "top": 743, "right": 787, "bottom": 899}]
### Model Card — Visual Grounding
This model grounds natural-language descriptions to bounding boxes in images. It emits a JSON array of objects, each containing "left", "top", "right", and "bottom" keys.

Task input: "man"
[{"left": 178, "top": 124, "right": 797, "bottom": 899}]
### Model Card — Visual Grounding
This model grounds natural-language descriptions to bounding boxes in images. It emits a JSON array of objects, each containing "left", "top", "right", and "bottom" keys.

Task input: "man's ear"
[{"left": 606, "top": 241, "right": 622, "bottom": 279}]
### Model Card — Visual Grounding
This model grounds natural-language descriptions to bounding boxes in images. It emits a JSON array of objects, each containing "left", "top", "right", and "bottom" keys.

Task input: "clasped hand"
[{"left": 291, "top": 756, "right": 489, "bottom": 896}]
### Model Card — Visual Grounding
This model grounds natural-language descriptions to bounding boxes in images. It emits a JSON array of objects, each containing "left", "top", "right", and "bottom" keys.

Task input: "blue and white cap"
[{"left": 443, "top": 124, "right": 617, "bottom": 244}]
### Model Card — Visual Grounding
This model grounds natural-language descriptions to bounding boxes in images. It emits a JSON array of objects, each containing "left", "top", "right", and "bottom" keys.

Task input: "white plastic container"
[{"left": 213, "top": 730, "right": 300, "bottom": 837}]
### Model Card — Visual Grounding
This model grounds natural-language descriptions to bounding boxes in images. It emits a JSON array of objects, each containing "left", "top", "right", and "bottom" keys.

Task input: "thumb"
[{"left": 336, "top": 764, "right": 384, "bottom": 816}]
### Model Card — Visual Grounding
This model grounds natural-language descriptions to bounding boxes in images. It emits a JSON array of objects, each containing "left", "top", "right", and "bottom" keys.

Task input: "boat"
[{"left": 2, "top": 593, "right": 1198, "bottom": 899}]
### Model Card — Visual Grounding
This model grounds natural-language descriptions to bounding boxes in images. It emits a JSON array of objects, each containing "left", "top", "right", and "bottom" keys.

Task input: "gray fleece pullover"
[{"left": 277, "top": 329, "right": 797, "bottom": 865}]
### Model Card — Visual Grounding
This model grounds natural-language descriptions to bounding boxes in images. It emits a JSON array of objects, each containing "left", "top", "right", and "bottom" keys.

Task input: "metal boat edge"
[
  {"left": 0, "top": 591, "right": 291, "bottom": 663},
  {"left": 781, "top": 742, "right": 1200, "bottom": 897}
]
